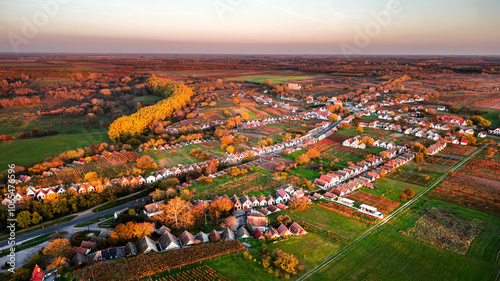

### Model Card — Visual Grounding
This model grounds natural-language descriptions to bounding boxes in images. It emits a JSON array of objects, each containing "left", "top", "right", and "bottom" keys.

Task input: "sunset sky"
[{"left": 0, "top": 0, "right": 499, "bottom": 54}]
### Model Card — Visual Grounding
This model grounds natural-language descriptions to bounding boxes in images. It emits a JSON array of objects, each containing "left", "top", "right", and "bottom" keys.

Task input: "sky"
[{"left": 0, "top": 0, "right": 499, "bottom": 55}]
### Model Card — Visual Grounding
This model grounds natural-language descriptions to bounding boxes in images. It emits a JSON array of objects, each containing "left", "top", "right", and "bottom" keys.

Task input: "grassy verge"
[
  {"left": 75, "top": 213, "right": 114, "bottom": 227},
  {"left": 92, "top": 190, "right": 148, "bottom": 213},
  {"left": 0, "top": 215, "right": 77, "bottom": 241}
]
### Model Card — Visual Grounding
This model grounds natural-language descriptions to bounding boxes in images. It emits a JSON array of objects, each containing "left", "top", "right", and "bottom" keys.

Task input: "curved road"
[{"left": 0, "top": 200, "right": 139, "bottom": 249}]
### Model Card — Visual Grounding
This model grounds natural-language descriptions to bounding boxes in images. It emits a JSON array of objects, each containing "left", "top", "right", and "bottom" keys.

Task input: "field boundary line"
[{"left": 297, "top": 143, "right": 487, "bottom": 281}]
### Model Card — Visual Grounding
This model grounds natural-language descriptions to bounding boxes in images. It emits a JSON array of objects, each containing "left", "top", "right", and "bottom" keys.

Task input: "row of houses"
[
  {"left": 73, "top": 226, "right": 253, "bottom": 265},
  {"left": 163, "top": 120, "right": 225, "bottom": 135},
  {"left": 3, "top": 175, "right": 148, "bottom": 204},
  {"left": 314, "top": 155, "right": 386, "bottom": 190},
  {"left": 330, "top": 151, "right": 415, "bottom": 197}
]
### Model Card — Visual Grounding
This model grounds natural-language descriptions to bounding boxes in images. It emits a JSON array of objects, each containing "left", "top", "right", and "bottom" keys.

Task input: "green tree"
[
  {"left": 31, "top": 212, "right": 42, "bottom": 225},
  {"left": 16, "top": 210, "right": 32, "bottom": 228}
]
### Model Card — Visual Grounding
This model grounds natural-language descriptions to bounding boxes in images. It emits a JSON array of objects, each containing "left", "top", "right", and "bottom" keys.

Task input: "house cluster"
[
  {"left": 488, "top": 128, "right": 500, "bottom": 136},
  {"left": 343, "top": 136, "right": 367, "bottom": 149},
  {"left": 331, "top": 150, "right": 416, "bottom": 197},
  {"left": 240, "top": 114, "right": 303, "bottom": 130},
  {"left": 273, "top": 101, "right": 298, "bottom": 112},
  {"left": 314, "top": 155, "right": 385, "bottom": 190},
  {"left": 427, "top": 140, "right": 447, "bottom": 155},
  {"left": 252, "top": 221, "right": 307, "bottom": 240},
  {"left": 3, "top": 175, "right": 148, "bottom": 204},
  {"left": 70, "top": 224, "right": 254, "bottom": 266},
  {"left": 145, "top": 138, "right": 210, "bottom": 151},
  {"left": 437, "top": 115, "right": 468, "bottom": 126},
  {"left": 163, "top": 120, "right": 225, "bottom": 135}
]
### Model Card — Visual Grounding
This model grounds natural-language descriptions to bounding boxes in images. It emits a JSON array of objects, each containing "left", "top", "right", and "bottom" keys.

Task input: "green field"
[
  {"left": 269, "top": 205, "right": 371, "bottom": 240},
  {"left": 133, "top": 95, "right": 162, "bottom": 103},
  {"left": 142, "top": 144, "right": 223, "bottom": 167},
  {"left": 308, "top": 198, "right": 500, "bottom": 281},
  {"left": 226, "top": 75, "right": 314, "bottom": 84},
  {"left": 0, "top": 131, "right": 109, "bottom": 169},
  {"left": 289, "top": 167, "right": 320, "bottom": 180},
  {"left": 365, "top": 178, "right": 426, "bottom": 203}
]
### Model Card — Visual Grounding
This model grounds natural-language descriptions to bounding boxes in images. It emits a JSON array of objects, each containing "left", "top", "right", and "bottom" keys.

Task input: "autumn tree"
[
  {"left": 380, "top": 151, "right": 390, "bottom": 160},
  {"left": 276, "top": 215, "right": 292, "bottom": 226},
  {"left": 288, "top": 197, "right": 311, "bottom": 212},
  {"left": 295, "top": 154, "right": 310, "bottom": 166},
  {"left": 306, "top": 149, "right": 320, "bottom": 159},
  {"left": 226, "top": 145, "right": 235, "bottom": 154},
  {"left": 84, "top": 171, "right": 99, "bottom": 182},
  {"left": 405, "top": 188, "right": 415, "bottom": 198},
  {"left": 157, "top": 197, "right": 194, "bottom": 229},
  {"left": 208, "top": 198, "right": 234, "bottom": 220},
  {"left": 399, "top": 193, "right": 408, "bottom": 201},
  {"left": 137, "top": 155, "right": 157, "bottom": 170},
  {"left": 150, "top": 189, "right": 168, "bottom": 201},
  {"left": 272, "top": 249, "right": 299, "bottom": 275},
  {"left": 159, "top": 178, "right": 180, "bottom": 190},
  {"left": 31, "top": 212, "right": 42, "bottom": 225},
  {"left": 415, "top": 152, "right": 425, "bottom": 162},
  {"left": 361, "top": 136, "right": 374, "bottom": 147},
  {"left": 47, "top": 256, "right": 69, "bottom": 272},
  {"left": 330, "top": 114, "right": 338, "bottom": 123},
  {"left": 356, "top": 126, "right": 364, "bottom": 134},
  {"left": 43, "top": 238, "right": 72, "bottom": 260},
  {"left": 221, "top": 216, "right": 238, "bottom": 229}
]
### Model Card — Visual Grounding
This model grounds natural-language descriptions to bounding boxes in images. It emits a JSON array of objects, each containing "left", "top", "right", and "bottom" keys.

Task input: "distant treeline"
[
  {"left": 108, "top": 77, "right": 194, "bottom": 143},
  {"left": 17, "top": 129, "right": 58, "bottom": 139}
]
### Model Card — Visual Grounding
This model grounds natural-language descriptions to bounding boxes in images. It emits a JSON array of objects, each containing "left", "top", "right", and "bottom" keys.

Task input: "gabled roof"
[
  {"left": 137, "top": 236, "right": 158, "bottom": 253},
  {"left": 30, "top": 264, "right": 45, "bottom": 281},
  {"left": 195, "top": 231, "right": 209, "bottom": 243},
  {"left": 179, "top": 230, "right": 196, "bottom": 246},
  {"left": 158, "top": 231, "right": 180, "bottom": 250},
  {"left": 71, "top": 253, "right": 87, "bottom": 266},
  {"left": 235, "top": 227, "right": 251, "bottom": 239},
  {"left": 221, "top": 228, "right": 235, "bottom": 241},
  {"left": 124, "top": 242, "right": 138, "bottom": 256},
  {"left": 253, "top": 228, "right": 264, "bottom": 240},
  {"left": 208, "top": 229, "right": 222, "bottom": 242},
  {"left": 289, "top": 222, "right": 307, "bottom": 235},
  {"left": 276, "top": 224, "right": 292, "bottom": 236}
]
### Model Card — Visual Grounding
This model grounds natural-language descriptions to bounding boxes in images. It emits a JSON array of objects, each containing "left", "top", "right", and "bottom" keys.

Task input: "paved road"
[
  {"left": 297, "top": 143, "right": 487, "bottom": 281},
  {"left": 0, "top": 200, "right": 139, "bottom": 249}
]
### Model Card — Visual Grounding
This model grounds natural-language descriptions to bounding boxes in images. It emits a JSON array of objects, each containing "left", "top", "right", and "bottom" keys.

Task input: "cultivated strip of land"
[{"left": 297, "top": 143, "right": 487, "bottom": 281}]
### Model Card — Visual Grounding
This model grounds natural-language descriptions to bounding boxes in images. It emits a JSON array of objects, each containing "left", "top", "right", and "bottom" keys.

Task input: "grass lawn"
[
  {"left": 267, "top": 234, "right": 341, "bottom": 272},
  {"left": 142, "top": 144, "right": 218, "bottom": 167},
  {"left": 308, "top": 198, "right": 500, "bottom": 281},
  {"left": 225, "top": 75, "right": 314, "bottom": 84},
  {"left": 482, "top": 110, "right": 500, "bottom": 127},
  {"left": 320, "top": 147, "right": 365, "bottom": 168},
  {"left": 289, "top": 167, "right": 320, "bottom": 180},
  {"left": 387, "top": 162, "right": 445, "bottom": 186},
  {"left": 269, "top": 205, "right": 371, "bottom": 240},
  {"left": 133, "top": 95, "right": 162, "bottom": 103},
  {"left": 0, "top": 131, "right": 109, "bottom": 169},
  {"left": 284, "top": 150, "right": 307, "bottom": 160},
  {"left": 365, "top": 178, "right": 426, "bottom": 203}
]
